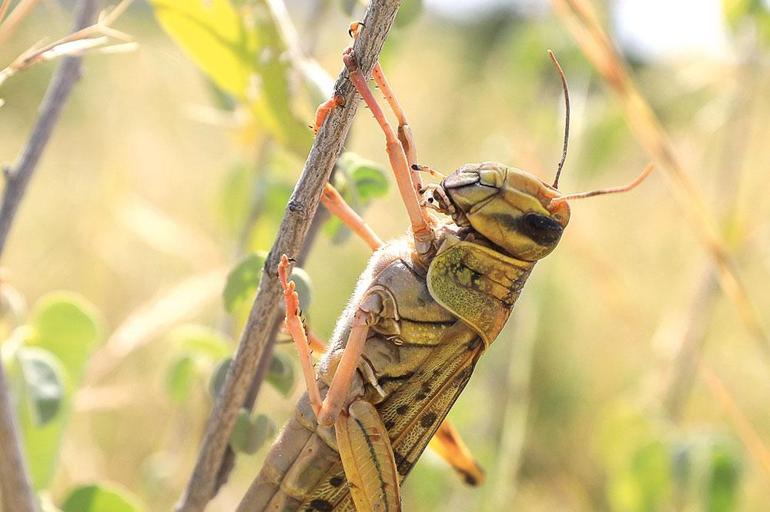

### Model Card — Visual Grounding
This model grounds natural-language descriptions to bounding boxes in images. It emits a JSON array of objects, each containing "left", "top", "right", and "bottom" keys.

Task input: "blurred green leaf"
[
  {"left": 18, "top": 348, "right": 64, "bottom": 426},
  {"left": 165, "top": 325, "right": 231, "bottom": 403},
  {"left": 230, "top": 409, "right": 275, "bottom": 454},
  {"left": 673, "top": 434, "right": 742, "bottom": 512},
  {"left": 151, "top": 0, "right": 312, "bottom": 155},
  {"left": 9, "top": 293, "right": 103, "bottom": 489},
  {"left": 61, "top": 483, "right": 143, "bottom": 512},
  {"left": 223, "top": 252, "right": 266, "bottom": 313},
  {"left": 599, "top": 405, "right": 673, "bottom": 512},
  {"left": 151, "top": 0, "right": 256, "bottom": 98},
  {"left": 166, "top": 355, "right": 195, "bottom": 403},
  {"left": 219, "top": 162, "right": 256, "bottom": 236},
  {"left": 267, "top": 350, "right": 294, "bottom": 397},
  {"left": 209, "top": 357, "right": 232, "bottom": 399},
  {"left": 28, "top": 292, "right": 102, "bottom": 384},
  {"left": 706, "top": 442, "right": 741, "bottom": 512},
  {"left": 351, "top": 164, "right": 389, "bottom": 202}
]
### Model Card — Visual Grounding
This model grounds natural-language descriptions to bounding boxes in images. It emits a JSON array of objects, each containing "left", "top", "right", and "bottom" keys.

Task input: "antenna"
[
  {"left": 550, "top": 163, "right": 654, "bottom": 205},
  {"left": 548, "top": 49, "right": 570, "bottom": 189}
]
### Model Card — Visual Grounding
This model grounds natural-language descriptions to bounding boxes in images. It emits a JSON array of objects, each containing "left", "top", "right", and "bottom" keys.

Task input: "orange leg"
[
  {"left": 321, "top": 183, "right": 383, "bottom": 251},
  {"left": 348, "top": 23, "right": 423, "bottom": 207},
  {"left": 371, "top": 63, "right": 422, "bottom": 195},
  {"left": 279, "top": 255, "right": 374, "bottom": 427},
  {"left": 316, "top": 308, "right": 370, "bottom": 426},
  {"left": 278, "top": 255, "right": 323, "bottom": 417},
  {"left": 307, "top": 329, "right": 327, "bottom": 354},
  {"left": 429, "top": 420, "right": 486, "bottom": 486},
  {"left": 313, "top": 95, "right": 344, "bottom": 135},
  {"left": 342, "top": 48, "right": 433, "bottom": 252}
]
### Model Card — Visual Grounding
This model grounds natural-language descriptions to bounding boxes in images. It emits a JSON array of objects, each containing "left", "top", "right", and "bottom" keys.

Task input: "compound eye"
[{"left": 521, "top": 212, "right": 563, "bottom": 246}]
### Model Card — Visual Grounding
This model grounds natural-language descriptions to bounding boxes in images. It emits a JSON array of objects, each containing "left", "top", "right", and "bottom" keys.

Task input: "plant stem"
[
  {"left": 0, "top": 1, "right": 98, "bottom": 510},
  {"left": 173, "top": 2, "right": 401, "bottom": 510}
]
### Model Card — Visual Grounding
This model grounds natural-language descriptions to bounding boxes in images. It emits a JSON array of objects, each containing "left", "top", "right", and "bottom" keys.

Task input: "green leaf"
[
  {"left": 13, "top": 293, "right": 102, "bottom": 489},
  {"left": 266, "top": 350, "right": 294, "bottom": 397},
  {"left": 151, "top": 0, "right": 256, "bottom": 98},
  {"left": 223, "top": 252, "right": 266, "bottom": 313},
  {"left": 209, "top": 357, "right": 232, "bottom": 399},
  {"left": 166, "top": 355, "right": 195, "bottom": 403},
  {"left": 151, "top": 0, "right": 312, "bottom": 155},
  {"left": 705, "top": 442, "right": 741, "bottom": 512},
  {"left": 28, "top": 292, "right": 102, "bottom": 384},
  {"left": 230, "top": 409, "right": 275, "bottom": 454},
  {"left": 351, "top": 163, "right": 389, "bottom": 201},
  {"left": 18, "top": 348, "right": 64, "bottom": 426},
  {"left": 61, "top": 483, "right": 143, "bottom": 512}
]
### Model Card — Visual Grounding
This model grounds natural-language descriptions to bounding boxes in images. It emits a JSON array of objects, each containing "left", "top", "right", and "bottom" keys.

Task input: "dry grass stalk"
[
  {"left": 0, "top": 0, "right": 135, "bottom": 88},
  {"left": 553, "top": 0, "right": 769, "bottom": 356}
]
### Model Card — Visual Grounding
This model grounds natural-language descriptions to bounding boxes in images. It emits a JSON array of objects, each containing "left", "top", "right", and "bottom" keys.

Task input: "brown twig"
[
  {"left": 553, "top": 0, "right": 769, "bottom": 356},
  {"left": 173, "top": 2, "right": 402, "bottom": 510},
  {"left": 212, "top": 180, "right": 332, "bottom": 494},
  {"left": 0, "top": 2, "right": 98, "bottom": 510}
]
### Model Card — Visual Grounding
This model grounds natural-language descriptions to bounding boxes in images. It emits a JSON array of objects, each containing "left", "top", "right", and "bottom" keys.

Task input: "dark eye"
[{"left": 521, "top": 212, "right": 563, "bottom": 246}]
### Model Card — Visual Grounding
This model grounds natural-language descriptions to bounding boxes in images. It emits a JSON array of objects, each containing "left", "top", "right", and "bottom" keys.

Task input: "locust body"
[
  {"left": 241, "top": 163, "right": 571, "bottom": 511},
  {"left": 239, "top": 27, "right": 649, "bottom": 512}
]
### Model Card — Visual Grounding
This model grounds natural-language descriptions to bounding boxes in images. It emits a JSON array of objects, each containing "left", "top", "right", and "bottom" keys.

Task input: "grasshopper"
[{"left": 239, "top": 24, "right": 652, "bottom": 512}]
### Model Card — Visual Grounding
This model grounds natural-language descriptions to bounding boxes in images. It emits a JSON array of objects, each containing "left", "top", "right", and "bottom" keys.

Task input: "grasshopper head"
[{"left": 438, "top": 162, "right": 570, "bottom": 262}]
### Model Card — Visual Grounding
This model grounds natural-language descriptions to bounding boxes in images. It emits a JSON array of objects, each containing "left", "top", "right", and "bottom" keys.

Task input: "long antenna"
[
  {"left": 548, "top": 49, "right": 570, "bottom": 189},
  {"left": 550, "top": 163, "right": 654, "bottom": 204}
]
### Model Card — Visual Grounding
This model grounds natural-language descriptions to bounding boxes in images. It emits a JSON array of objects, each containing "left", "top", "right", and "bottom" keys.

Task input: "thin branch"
[
  {"left": 173, "top": 2, "right": 402, "bottom": 511},
  {"left": 0, "top": 0, "right": 100, "bottom": 256},
  {"left": 0, "top": 2, "right": 98, "bottom": 510},
  {"left": 211, "top": 175, "right": 333, "bottom": 494}
]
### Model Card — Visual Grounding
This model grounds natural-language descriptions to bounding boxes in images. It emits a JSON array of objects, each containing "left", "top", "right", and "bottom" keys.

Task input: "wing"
[{"left": 299, "top": 321, "right": 484, "bottom": 511}]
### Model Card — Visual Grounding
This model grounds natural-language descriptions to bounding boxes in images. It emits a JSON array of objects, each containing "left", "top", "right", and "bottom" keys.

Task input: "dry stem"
[
  {"left": 173, "top": 2, "right": 402, "bottom": 510},
  {"left": 0, "top": 2, "right": 98, "bottom": 510}
]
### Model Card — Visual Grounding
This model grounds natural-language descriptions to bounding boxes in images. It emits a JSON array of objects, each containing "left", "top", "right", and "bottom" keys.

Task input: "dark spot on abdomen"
[
  {"left": 396, "top": 404, "right": 409, "bottom": 415},
  {"left": 420, "top": 412, "right": 438, "bottom": 429},
  {"left": 309, "top": 499, "right": 333, "bottom": 511},
  {"left": 328, "top": 476, "right": 344, "bottom": 487}
]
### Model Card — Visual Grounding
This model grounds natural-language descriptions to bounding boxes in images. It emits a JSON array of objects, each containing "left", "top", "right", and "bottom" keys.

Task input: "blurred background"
[{"left": 1, "top": 0, "right": 770, "bottom": 510}]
